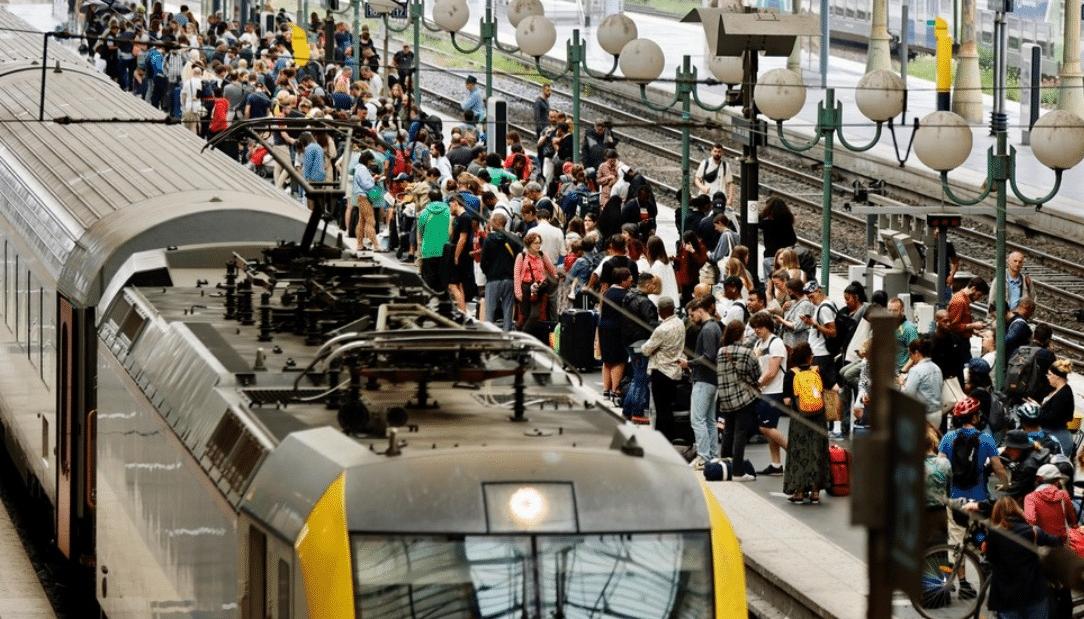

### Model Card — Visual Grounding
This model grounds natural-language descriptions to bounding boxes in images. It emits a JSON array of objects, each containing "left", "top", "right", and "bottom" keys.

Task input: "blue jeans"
[
  {"left": 995, "top": 595, "right": 1048, "bottom": 619},
  {"left": 484, "top": 279, "right": 515, "bottom": 331},
  {"left": 691, "top": 381, "right": 719, "bottom": 461}
]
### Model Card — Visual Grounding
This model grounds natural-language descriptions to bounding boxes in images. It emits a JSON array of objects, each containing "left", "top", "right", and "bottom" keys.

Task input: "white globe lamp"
[
  {"left": 618, "top": 38, "right": 665, "bottom": 83},
  {"left": 707, "top": 55, "right": 743, "bottom": 86},
  {"left": 753, "top": 68, "right": 806, "bottom": 121},
  {"left": 914, "top": 111, "right": 972, "bottom": 171},
  {"left": 515, "top": 15, "right": 557, "bottom": 58},
  {"left": 854, "top": 69, "right": 905, "bottom": 122},
  {"left": 1030, "top": 110, "right": 1084, "bottom": 170},
  {"left": 506, "top": 0, "right": 544, "bottom": 28},
  {"left": 597, "top": 14, "right": 637, "bottom": 56},
  {"left": 432, "top": 0, "right": 470, "bottom": 32}
]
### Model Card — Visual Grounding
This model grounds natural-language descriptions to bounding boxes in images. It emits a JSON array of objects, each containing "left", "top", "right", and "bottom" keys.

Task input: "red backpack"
[{"left": 828, "top": 444, "right": 851, "bottom": 497}]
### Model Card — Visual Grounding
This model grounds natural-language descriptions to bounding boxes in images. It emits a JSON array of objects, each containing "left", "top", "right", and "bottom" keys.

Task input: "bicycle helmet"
[
  {"left": 952, "top": 397, "right": 980, "bottom": 418},
  {"left": 1013, "top": 401, "right": 1041, "bottom": 422}
]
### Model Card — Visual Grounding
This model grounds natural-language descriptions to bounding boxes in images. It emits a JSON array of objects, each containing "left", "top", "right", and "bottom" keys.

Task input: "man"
[
  {"left": 393, "top": 43, "right": 414, "bottom": 87},
  {"left": 802, "top": 281, "right": 838, "bottom": 388},
  {"left": 1004, "top": 250, "right": 1036, "bottom": 311},
  {"left": 945, "top": 276, "right": 989, "bottom": 338},
  {"left": 223, "top": 71, "right": 249, "bottom": 120},
  {"left": 679, "top": 296, "right": 722, "bottom": 469},
  {"left": 694, "top": 142, "right": 733, "bottom": 203},
  {"left": 718, "top": 276, "right": 747, "bottom": 325},
  {"left": 416, "top": 189, "right": 451, "bottom": 292},
  {"left": 902, "top": 337, "right": 943, "bottom": 427},
  {"left": 446, "top": 134, "right": 474, "bottom": 169},
  {"left": 750, "top": 311, "right": 788, "bottom": 475},
  {"left": 642, "top": 296, "right": 685, "bottom": 441},
  {"left": 299, "top": 131, "right": 326, "bottom": 209},
  {"left": 588, "top": 235, "right": 639, "bottom": 290},
  {"left": 1004, "top": 296, "right": 1036, "bottom": 361},
  {"left": 940, "top": 399, "right": 1008, "bottom": 576},
  {"left": 447, "top": 195, "right": 475, "bottom": 312},
  {"left": 888, "top": 297, "right": 918, "bottom": 373},
  {"left": 480, "top": 211, "right": 522, "bottom": 331},
  {"left": 581, "top": 118, "right": 616, "bottom": 170},
  {"left": 461, "top": 75, "right": 486, "bottom": 125},
  {"left": 360, "top": 65, "right": 382, "bottom": 101},
  {"left": 620, "top": 273, "right": 661, "bottom": 417},
  {"left": 533, "top": 83, "right": 551, "bottom": 137},
  {"left": 532, "top": 209, "right": 564, "bottom": 265}
]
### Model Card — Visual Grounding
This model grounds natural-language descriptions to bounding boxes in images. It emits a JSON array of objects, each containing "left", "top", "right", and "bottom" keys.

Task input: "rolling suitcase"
[
  {"left": 828, "top": 444, "right": 852, "bottom": 497},
  {"left": 558, "top": 309, "right": 597, "bottom": 371}
]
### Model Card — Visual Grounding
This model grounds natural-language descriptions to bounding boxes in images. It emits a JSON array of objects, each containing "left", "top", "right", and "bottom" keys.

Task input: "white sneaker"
[
  {"left": 733, "top": 473, "right": 757, "bottom": 482},
  {"left": 689, "top": 456, "right": 707, "bottom": 471}
]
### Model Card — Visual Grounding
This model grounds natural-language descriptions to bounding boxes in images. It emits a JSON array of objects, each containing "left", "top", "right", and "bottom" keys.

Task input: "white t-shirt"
[
  {"left": 534, "top": 220, "right": 565, "bottom": 264},
  {"left": 755, "top": 335, "right": 787, "bottom": 395},
  {"left": 808, "top": 301, "right": 837, "bottom": 357},
  {"left": 696, "top": 156, "right": 731, "bottom": 197},
  {"left": 181, "top": 77, "right": 203, "bottom": 114},
  {"left": 722, "top": 298, "right": 748, "bottom": 326},
  {"left": 648, "top": 260, "right": 680, "bottom": 306}
]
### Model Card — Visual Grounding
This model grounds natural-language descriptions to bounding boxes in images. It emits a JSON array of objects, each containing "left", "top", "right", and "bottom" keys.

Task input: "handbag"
[
  {"left": 824, "top": 389, "right": 842, "bottom": 422},
  {"left": 941, "top": 377, "right": 965, "bottom": 413}
]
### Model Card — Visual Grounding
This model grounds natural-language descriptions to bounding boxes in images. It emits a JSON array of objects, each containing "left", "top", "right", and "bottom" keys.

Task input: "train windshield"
[{"left": 351, "top": 532, "right": 714, "bottom": 618}]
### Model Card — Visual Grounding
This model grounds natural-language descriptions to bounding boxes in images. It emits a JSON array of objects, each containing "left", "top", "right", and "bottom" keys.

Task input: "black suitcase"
[{"left": 559, "top": 309, "right": 597, "bottom": 371}]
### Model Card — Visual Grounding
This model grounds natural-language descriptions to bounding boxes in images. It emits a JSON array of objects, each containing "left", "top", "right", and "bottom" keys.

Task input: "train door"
[
  {"left": 56, "top": 296, "right": 95, "bottom": 563},
  {"left": 242, "top": 519, "right": 295, "bottom": 619}
]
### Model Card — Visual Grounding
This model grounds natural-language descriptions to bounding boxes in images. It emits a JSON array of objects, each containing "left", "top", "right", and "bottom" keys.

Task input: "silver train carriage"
[{"left": 0, "top": 8, "right": 747, "bottom": 618}]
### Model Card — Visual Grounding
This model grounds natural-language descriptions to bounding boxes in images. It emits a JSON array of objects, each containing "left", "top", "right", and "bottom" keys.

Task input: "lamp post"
[
  {"left": 759, "top": 68, "right": 908, "bottom": 292},
  {"left": 914, "top": 109, "right": 1084, "bottom": 386},
  {"left": 432, "top": 0, "right": 530, "bottom": 101},
  {"left": 616, "top": 40, "right": 726, "bottom": 238},
  {"left": 515, "top": 13, "right": 633, "bottom": 164}
]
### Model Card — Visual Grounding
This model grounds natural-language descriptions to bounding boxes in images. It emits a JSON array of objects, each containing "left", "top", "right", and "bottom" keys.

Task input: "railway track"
[{"left": 410, "top": 37, "right": 1084, "bottom": 361}]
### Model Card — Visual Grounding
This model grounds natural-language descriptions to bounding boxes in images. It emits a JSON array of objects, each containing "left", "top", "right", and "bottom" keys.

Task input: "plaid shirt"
[{"left": 716, "top": 344, "right": 761, "bottom": 412}]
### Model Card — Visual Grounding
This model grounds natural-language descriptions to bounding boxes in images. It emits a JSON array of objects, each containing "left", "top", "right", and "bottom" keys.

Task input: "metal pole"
[
  {"left": 937, "top": 225, "right": 949, "bottom": 304},
  {"left": 353, "top": 0, "right": 361, "bottom": 78},
  {"left": 412, "top": 0, "right": 421, "bottom": 111},
  {"left": 484, "top": 0, "right": 493, "bottom": 99},
  {"left": 39, "top": 33, "right": 49, "bottom": 122},
  {"left": 819, "top": 0, "right": 828, "bottom": 88},
  {"left": 993, "top": 7, "right": 1009, "bottom": 388},
  {"left": 867, "top": 0, "right": 892, "bottom": 71},
  {"left": 900, "top": 2, "right": 909, "bottom": 124},
  {"left": 680, "top": 55, "right": 692, "bottom": 240},
  {"left": 740, "top": 49, "right": 761, "bottom": 286},
  {"left": 820, "top": 89, "right": 834, "bottom": 291},
  {"left": 303, "top": 0, "right": 309, "bottom": 28},
  {"left": 571, "top": 30, "right": 582, "bottom": 166}
]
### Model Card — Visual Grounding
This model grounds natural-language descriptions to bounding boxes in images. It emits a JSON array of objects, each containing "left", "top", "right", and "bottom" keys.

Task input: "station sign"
[{"left": 364, "top": 0, "right": 407, "bottom": 19}]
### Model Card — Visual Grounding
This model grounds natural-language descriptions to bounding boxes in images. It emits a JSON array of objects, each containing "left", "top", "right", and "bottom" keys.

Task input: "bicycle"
[{"left": 914, "top": 514, "right": 992, "bottom": 619}]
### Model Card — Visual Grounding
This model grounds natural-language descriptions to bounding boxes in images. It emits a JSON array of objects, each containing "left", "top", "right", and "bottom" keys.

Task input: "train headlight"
[
  {"left": 483, "top": 483, "right": 577, "bottom": 532},
  {"left": 509, "top": 487, "right": 547, "bottom": 524}
]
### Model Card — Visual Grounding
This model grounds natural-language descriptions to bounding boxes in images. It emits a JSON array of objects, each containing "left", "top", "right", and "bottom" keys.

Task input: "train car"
[{"left": 0, "top": 8, "right": 748, "bottom": 618}]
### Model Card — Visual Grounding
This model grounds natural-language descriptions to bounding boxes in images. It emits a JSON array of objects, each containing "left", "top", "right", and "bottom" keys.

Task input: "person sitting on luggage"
[{"left": 643, "top": 296, "right": 685, "bottom": 440}]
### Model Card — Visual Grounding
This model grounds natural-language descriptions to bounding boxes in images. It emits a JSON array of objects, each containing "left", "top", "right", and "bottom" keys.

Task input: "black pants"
[
  {"left": 720, "top": 400, "right": 758, "bottom": 467},
  {"left": 814, "top": 354, "right": 837, "bottom": 390},
  {"left": 651, "top": 370, "right": 677, "bottom": 440}
]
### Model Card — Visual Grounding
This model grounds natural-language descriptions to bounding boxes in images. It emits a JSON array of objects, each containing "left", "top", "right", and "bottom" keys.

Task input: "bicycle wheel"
[{"left": 913, "top": 544, "right": 987, "bottom": 619}]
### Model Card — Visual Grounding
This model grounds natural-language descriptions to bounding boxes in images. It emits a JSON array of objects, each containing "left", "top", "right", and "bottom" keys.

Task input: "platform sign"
[
  {"left": 365, "top": 0, "right": 407, "bottom": 19},
  {"left": 886, "top": 389, "right": 926, "bottom": 600}
]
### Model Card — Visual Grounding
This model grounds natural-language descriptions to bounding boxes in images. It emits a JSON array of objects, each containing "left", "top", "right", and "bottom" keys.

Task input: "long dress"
[{"left": 782, "top": 367, "right": 831, "bottom": 494}]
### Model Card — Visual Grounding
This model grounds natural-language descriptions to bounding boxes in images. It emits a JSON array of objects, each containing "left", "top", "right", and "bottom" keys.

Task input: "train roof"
[{"left": 0, "top": 9, "right": 308, "bottom": 306}]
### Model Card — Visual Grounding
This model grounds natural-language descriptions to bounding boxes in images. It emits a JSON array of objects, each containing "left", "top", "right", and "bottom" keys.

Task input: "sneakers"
[
  {"left": 828, "top": 431, "right": 845, "bottom": 440},
  {"left": 690, "top": 456, "right": 707, "bottom": 471},
  {"left": 733, "top": 473, "right": 757, "bottom": 482},
  {"left": 758, "top": 464, "right": 784, "bottom": 476},
  {"left": 957, "top": 580, "right": 977, "bottom": 600}
]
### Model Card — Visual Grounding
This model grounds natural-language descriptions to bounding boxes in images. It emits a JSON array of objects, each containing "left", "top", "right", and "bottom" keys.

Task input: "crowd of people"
[{"left": 78, "top": 4, "right": 1084, "bottom": 613}]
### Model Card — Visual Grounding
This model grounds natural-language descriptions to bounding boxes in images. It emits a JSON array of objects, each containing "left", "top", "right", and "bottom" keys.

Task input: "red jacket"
[
  {"left": 208, "top": 98, "right": 229, "bottom": 134},
  {"left": 1024, "top": 484, "right": 1076, "bottom": 540}
]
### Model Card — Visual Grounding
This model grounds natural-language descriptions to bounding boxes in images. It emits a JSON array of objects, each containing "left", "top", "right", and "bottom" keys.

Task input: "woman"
[
  {"left": 207, "top": 84, "right": 230, "bottom": 144},
  {"left": 924, "top": 424, "right": 951, "bottom": 547},
  {"left": 774, "top": 248, "right": 805, "bottom": 282},
  {"left": 717, "top": 320, "right": 761, "bottom": 474},
  {"left": 723, "top": 256, "right": 754, "bottom": 298},
  {"left": 513, "top": 231, "right": 558, "bottom": 341},
  {"left": 674, "top": 231, "right": 708, "bottom": 306},
  {"left": 644, "top": 236, "right": 679, "bottom": 306},
  {"left": 781, "top": 342, "right": 830, "bottom": 503},
  {"left": 597, "top": 195, "right": 623, "bottom": 241},
  {"left": 596, "top": 149, "right": 620, "bottom": 205},
  {"left": 1024, "top": 464, "right": 1076, "bottom": 542},
  {"left": 759, "top": 197, "right": 798, "bottom": 279},
  {"left": 622, "top": 223, "right": 644, "bottom": 263},
  {"left": 774, "top": 278, "right": 814, "bottom": 351},
  {"left": 986, "top": 496, "right": 1061, "bottom": 619},
  {"left": 1039, "top": 358, "right": 1075, "bottom": 455},
  {"left": 766, "top": 269, "right": 791, "bottom": 315},
  {"left": 598, "top": 267, "right": 632, "bottom": 399}
]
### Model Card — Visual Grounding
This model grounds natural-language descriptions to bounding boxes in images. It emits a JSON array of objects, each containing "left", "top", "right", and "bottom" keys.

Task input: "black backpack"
[
  {"left": 950, "top": 431, "right": 981, "bottom": 489},
  {"left": 425, "top": 113, "right": 443, "bottom": 138},
  {"left": 794, "top": 245, "right": 818, "bottom": 282},
  {"left": 1005, "top": 346, "right": 1043, "bottom": 398},
  {"left": 816, "top": 301, "right": 843, "bottom": 356}
]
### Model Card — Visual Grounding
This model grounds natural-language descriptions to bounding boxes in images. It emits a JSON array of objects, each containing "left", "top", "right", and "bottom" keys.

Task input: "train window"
[
  {"left": 204, "top": 411, "right": 243, "bottom": 473},
  {"left": 119, "top": 307, "right": 145, "bottom": 343},
  {"left": 246, "top": 527, "right": 266, "bottom": 619},
  {"left": 224, "top": 428, "right": 265, "bottom": 493},
  {"left": 276, "top": 559, "right": 290, "bottom": 619},
  {"left": 104, "top": 295, "right": 131, "bottom": 332}
]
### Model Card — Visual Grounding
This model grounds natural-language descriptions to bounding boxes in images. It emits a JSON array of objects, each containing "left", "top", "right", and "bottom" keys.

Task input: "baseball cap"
[
  {"left": 1003, "top": 430, "right": 1031, "bottom": 450},
  {"left": 802, "top": 281, "right": 820, "bottom": 294},
  {"left": 1036, "top": 463, "right": 1068, "bottom": 482}
]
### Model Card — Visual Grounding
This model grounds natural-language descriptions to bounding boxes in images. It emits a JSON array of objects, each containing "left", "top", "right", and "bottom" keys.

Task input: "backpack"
[
  {"left": 950, "top": 430, "right": 981, "bottom": 489},
  {"left": 425, "top": 113, "right": 443, "bottom": 138},
  {"left": 832, "top": 310, "right": 858, "bottom": 359},
  {"left": 791, "top": 366, "right": 824, "bottom": 413},
  {"left": 794, "top": 245, "right": 817, "bottom": 282},
  {"left": 1005, "top": 346, "right": 1044, "bottom": 398},
  {"left": 816, "top": 301, "right": 842, "bottom": 356},
  {"left": 827, "top": 444, "right": 851, "bottom": 496}
]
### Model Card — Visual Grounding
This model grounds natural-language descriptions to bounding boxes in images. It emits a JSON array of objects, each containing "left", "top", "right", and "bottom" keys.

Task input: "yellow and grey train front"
[{"left": 243, "top": 421, "right": 748, "bottom": 619}]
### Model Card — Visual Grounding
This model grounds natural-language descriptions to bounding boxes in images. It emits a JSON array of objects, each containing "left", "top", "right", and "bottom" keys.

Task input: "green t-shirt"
[
  {"left": 487, "top": 166, "right": 518, "bottom": 187},
  {"left": 417, "top": 202, "right": 451, "bottom": 259},
  {"left": 895, "top": 320, "right": 918, "bottom": 371}
]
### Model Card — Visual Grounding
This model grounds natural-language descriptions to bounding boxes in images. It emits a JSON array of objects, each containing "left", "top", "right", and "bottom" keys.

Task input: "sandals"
[
  {"left": 809, "top": 492, "right": 821, "bottom": 504},
  {"left": 788, "top": 493, "right": 806, "bottom": 504},
  {"left": 787, "top": 491, "right": 821, "bottom": 504}
]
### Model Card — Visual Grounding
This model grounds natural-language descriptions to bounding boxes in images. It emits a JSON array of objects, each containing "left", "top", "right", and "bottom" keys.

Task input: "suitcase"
[
  {"left": 828, "top": 444, "right": 852, "bottom": 497},
  {"left": 559, "top": 309, "right": 598, "bottom": 371}
]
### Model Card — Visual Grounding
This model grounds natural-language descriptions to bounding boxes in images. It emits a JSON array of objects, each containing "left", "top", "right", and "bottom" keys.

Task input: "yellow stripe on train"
[
  {"left": 700, "top": 479, "right": 748, "bottom": 618},
  {"left": 296, "top": 472, "right": 355, "bottom": 618}
]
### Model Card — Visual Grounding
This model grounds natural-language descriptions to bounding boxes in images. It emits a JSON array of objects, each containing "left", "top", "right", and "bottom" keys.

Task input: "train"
[{"left": 0, "top": 8, "right": 747, "bottom": 618}]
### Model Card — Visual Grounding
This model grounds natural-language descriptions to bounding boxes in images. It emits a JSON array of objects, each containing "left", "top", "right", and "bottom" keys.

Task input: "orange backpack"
[{"left": 791, "top": 366, "right": 824, "bottom": 413}]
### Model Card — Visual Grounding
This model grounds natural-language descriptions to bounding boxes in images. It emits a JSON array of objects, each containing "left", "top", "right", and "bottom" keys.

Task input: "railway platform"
[{"left": 0, "top": 488, "right": 55, "bottom": 618}]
